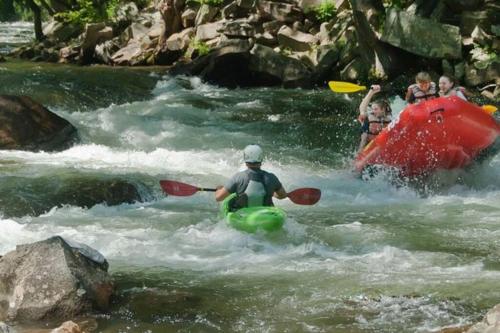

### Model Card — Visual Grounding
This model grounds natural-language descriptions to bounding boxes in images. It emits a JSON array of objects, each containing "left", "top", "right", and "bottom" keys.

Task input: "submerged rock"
[
  {"left": 0, "top": 176, "right": 148, "bottom": 218},
  {"left": 0, "top": 95, "right": 78, "bottom": 151},
  {"left": 0, "top": 236, "right": 113, "bottom": 322}
]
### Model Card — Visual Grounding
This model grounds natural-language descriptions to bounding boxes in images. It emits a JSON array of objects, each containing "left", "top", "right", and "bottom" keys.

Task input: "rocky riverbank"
[{"left": 7, "top": 0, "right": 500, "bottom": 97}]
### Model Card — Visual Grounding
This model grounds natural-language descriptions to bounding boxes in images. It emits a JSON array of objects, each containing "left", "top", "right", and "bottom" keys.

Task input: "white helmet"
[{"left": 243, "top": 144, "right": 264, "bottom": 163}]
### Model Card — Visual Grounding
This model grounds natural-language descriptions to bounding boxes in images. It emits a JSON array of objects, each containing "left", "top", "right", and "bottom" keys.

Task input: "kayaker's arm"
[
  {"left": 359, "top": 85, "right": 380, "bottom": 121},
  {"left": 404, "top": 87, "right": 413, "bottom": 103},
  {"left": 273, "top": 187, "right": 288, "bottom": 200},
  {"left": 215, "top": 186, "right": 230, "bottom": 202},
  {"left": 358, "top": 133, "right": 368, "bottom": 153}
]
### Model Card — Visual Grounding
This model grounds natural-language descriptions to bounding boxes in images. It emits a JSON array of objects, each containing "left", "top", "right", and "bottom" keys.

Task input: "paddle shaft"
[
  {"left": 160, "top": 180, "right": 321, "bottom": 205},
  {"left": 199, "top": 188, "right": 216, "bottom": 192}
]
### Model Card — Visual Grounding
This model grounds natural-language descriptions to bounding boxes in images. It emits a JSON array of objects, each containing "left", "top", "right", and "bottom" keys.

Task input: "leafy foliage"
[
  {"left": 382, "top": 0, "right": 412, "bottom": 9},
  {"left": 198, "top": 0, "right": 224, "bottom": 6},
  {"left": 312, "top": 1, "right": 336, "bottom": 23},
  {"left": 190, "top": 38, "right": 210, "bottom": 56},
  {"left": 470, "top": 46, "right": 500, "bottom": 70},
  {"left": 54, "top": 0, "right": 129, "bottom": 25}
]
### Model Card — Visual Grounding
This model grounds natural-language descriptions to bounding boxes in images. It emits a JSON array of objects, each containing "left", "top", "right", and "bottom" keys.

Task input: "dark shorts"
[{"left": 360, "top": 119, "right": 369, "bottom": 134}]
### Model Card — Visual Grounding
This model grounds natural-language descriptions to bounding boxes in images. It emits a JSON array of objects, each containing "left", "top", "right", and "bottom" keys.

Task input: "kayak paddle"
[
  {"left": 287, "top": 188, "right": 321, "bottom": 205},
  {"left": 160, "top": 180, "right": 216, "bottom": 196},
  {"left": 328, "top": 81, "right": 367, "bottom": 93},
  {"left": 160, "top": 180, "right": 321, "bottom": 205}
]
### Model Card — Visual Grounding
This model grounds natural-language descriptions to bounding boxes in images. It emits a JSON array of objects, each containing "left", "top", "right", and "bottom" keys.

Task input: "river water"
[{"left": 1, "top": 23, "right": 500, "bottom": 333}]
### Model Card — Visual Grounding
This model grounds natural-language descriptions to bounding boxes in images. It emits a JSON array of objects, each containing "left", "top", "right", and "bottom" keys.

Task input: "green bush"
[
  {"left": 382, "top": 0, "right": 412, "bottom": 9},
  {"left": 198, "top": 0, "right": 224, "bottom": 6},
  {"left": 55, "top": 0, "right": 127, "bottom": 25},
  {"left": 312, "top": 1, "right": 336, "bottom": 23},
  {"left": 190, "top": 38, "right": 211, "bottom": 56},
  {"left": 471, "top": 46, "right": 500, "bottom": 70}
]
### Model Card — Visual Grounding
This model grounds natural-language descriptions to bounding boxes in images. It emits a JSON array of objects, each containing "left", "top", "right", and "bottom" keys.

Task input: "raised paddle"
[
  {"left": 482, "top": 105, "right": 498, "bottom": 115},
  {"left": 328, "top": 81, "right": 367, "bottom": 93},
  {"left": 160, "top": 180, "right": 321, "bottom": 205}
]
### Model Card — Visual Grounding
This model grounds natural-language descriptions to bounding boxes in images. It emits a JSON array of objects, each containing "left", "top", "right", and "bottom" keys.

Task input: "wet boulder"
[
  {"left": 0, "top": 95, "right": 78, "bottom": 151},
  {"left": 381, "top": 8, "right": 462, "bottom": 59},
  {"left": 0, "top": 175, "right": 148, "bottom": 218},
  {"left": 0, "top": 236, "right": 113, "bottom": 322},
  {"left": 277, "top": 25, "right": 318, "bottom": 52},
  {"left": 466, "top": 303, "right": 500, "bottom": 332},
  {"left": 0, "top": 322, "right": 13, "bottom": 333},
  {"left": 248, "top": 44, "right": 313, "bottom": 87}
]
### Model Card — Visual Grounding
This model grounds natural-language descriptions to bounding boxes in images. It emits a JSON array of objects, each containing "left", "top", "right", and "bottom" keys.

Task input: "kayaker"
[
  {"left": 405, "top": 72, "right": 438, "bottom": 104},
  {"left": 357, "top": 85, "right": 392, "bottom": 153},
  {"left": 215, "top": 144, "right": 288, "bottom": 210},
  {"left": 438, "top": 74, "right": 467, "bottom": 100}
]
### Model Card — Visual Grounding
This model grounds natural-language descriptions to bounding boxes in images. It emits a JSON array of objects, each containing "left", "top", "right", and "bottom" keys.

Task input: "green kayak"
[{"left": 221, "top": 193, "right": 286, "bottom": 233}]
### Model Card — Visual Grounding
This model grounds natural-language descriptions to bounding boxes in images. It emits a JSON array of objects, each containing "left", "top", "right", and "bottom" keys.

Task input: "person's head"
[
  {"left": 243, "top": 144, "right": 263, "bottom": 168},
  {"left": 371, "top": 99, "right": 391, "bottom": 117},
  {"left": 438, "top": 75, "right": 456, "bottom": 93},
  {"left": 415, "top": 72, "right": 432, "bottom": 92}
]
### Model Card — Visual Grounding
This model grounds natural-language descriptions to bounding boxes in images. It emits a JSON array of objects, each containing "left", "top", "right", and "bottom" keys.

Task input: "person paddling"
[
  {"left": 438, "top": 74, "right": 467, "bottom": 100},
  {"left": 215, "top": 145, "right": 288, "bottom": 211},
  {"left": 357, "top": 85, "right": 392, "bottom": 153},
  {"left": 405, "top": 72, "right": 438, "bottom": 104}
]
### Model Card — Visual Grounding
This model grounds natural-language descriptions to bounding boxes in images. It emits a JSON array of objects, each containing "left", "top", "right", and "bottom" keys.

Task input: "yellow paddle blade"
[
  {"left": 482, "top": 105, "right": 498, "bottom": 115},
  {"left": 328, "top": 81, "right": 367, "bottom": 93}
]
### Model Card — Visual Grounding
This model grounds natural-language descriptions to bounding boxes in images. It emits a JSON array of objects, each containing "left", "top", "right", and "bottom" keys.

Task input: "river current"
[{"left": 1, "top": 22, "right": 500, "bottom": 332}]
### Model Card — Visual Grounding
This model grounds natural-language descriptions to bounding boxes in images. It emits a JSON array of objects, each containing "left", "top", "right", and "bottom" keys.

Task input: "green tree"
[{"left": 0, "top": 0, "right": 17, "bottom": 21}]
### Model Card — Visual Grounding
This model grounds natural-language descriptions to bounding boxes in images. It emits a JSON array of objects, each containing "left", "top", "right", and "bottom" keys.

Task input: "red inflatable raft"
[{"left": 354, "top": 96, "right": 500, "bottom": 177}]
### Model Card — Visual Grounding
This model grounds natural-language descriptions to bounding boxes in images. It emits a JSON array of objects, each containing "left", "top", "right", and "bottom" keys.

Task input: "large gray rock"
[
  {"left": 381, "top": 8, "right": 462, "bottom": 59},
  {"left": 0, "top": 322, "right": 13, "bottom": 333},
  {"left": 249, "top": 44, "right": 312, "bottom": 87},
  {"left": 95, "top": 39, "right": 121, "bottom": 64},
  {"left": 196, "top": 22, "right": 223, "bottom": 41},
  {"left": 195, "top": 4, "right": 219, "bottom": 26},
  {"left": 80, "top": 23, "right": 114, "bottom": 64},
  {"left": 0, "top": 175, "right": 146, "bottom": 218},
  {"left": 340, "top": 57, "right": 369, "bottom": 82},
  {"left": 466, "top": 304, "right": 500, "bottom": 333},
  {"left": 219, "top": 19, "right": 256, "bottom": 38},
  {"left": 237, "top": 0, "right": 255, "bottom": 9},
  {"left": 0, "top": 236, "right": 113, "bottom": 322},
  {"left": 181, "top": 8, "right": 197, "bottom": 27},
  {"left": 460, "top": 11, "right": 490, "bottom": 36},
  {"left": 465, "top": 61, "right": 500, "bottom": 86},
  {"left": 0, "top": 95, "right": 78, "bottom": 151},
  {"left": 113, "top": 2, "right": 140, "bottom": 29},
  {"left": 262, "top": 20, "right": 283, "bottom": 35},
  {"left": 257, "top": 1, "right": 303, "bottom": 22},
  {"left": 111, "top": 40, "right": 150, "bottom": 66},
  {"left": 277, "top": 25, "right": 317, "bottom": 52},
  {"left": 312, "top": 44, "right": 340, "bottom": 83},
  {"left": 166, "top": 27, "right": 195, "bottom": 51},
  {"left": 175, "top": 38, "right": 254, "bottom": 87},
  {"left": 42, "top": 20, "right": 82, "bottom": 42}
]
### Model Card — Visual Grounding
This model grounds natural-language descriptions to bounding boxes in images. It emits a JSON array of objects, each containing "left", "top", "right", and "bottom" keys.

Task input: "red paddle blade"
[
  {"left": 288, "top": 188, "right": 321, "bottom": 205},
  {"left": 160, "top": 180, "right": 199, "bottom": 196}
]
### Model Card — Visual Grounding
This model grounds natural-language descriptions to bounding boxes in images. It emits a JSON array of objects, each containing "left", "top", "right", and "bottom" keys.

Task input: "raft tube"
[
  {"left": 355, "top": 96, "right": 500, "bottom": 177},
  {"left": 221, "top": 193, "right": 286, "bottom": 233}
]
